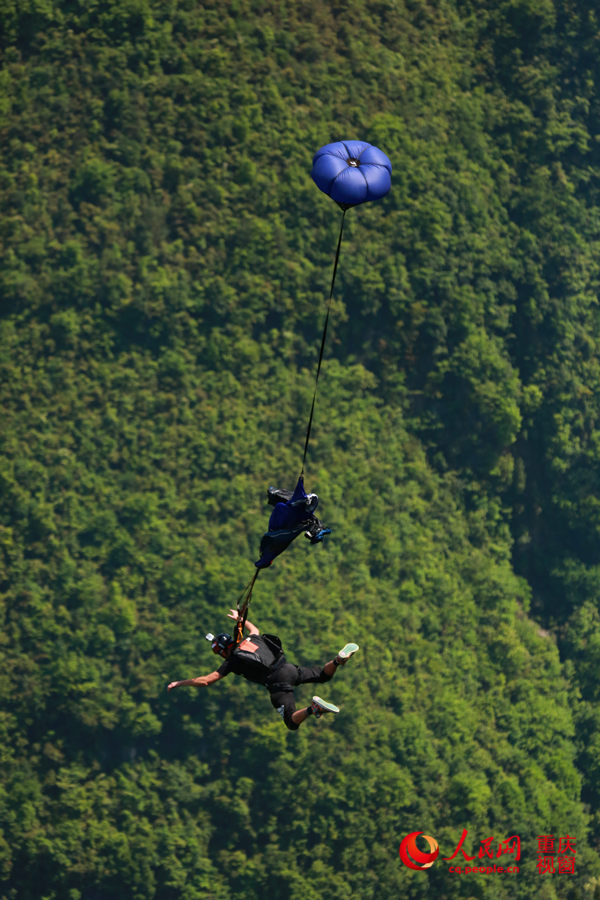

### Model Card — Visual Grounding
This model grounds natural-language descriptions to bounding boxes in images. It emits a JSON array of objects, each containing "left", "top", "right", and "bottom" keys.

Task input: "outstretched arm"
[
  {"left": 228, "top": 608, "right": 260, "bottom": 636},
  {"left": 168, "top": 670, "right": 222, "bottom": 691}
]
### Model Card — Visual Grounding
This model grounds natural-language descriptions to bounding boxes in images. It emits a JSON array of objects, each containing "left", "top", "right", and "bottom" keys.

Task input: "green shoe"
[{"left": 311, "top": 696, "right": 340, "bottom": 718}]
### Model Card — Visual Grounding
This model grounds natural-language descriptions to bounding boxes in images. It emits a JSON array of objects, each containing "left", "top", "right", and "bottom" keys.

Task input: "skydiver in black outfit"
[{"left": 167, "top": 609, "right": 358, "bottom": 730}]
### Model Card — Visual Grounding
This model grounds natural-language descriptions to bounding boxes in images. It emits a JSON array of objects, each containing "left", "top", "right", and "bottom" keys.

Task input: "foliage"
[{"left": 1, "top": 0, "right": 600, "bottom": 897}]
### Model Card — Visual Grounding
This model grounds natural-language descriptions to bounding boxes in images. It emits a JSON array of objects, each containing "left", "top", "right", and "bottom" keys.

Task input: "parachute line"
[
  {"left": 235, "top": 569, "right": 260, "bottom": 644},
  {"left": 301, "top": 207, "right": 346, "bottom": 475}
]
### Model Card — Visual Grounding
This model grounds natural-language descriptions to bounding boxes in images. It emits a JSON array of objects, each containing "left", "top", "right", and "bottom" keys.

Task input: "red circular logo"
[{"left": 399, "top": 831, "right": 439, "bottom": 870}]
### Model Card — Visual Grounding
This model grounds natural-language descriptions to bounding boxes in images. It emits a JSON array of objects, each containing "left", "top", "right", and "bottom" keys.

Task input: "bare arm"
[
  {"left": 168, "top": 670, "right": 222, "bottom": 691},
  {"left": 228, "top": 608, "right": 260, "bottom": 635},
  {"left": 245, "top": 618, "right": 260, "bottom": 636}
]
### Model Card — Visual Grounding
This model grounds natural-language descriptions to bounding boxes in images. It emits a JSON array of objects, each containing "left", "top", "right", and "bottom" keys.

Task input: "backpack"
[{"left": 232, "top": 633, "right": 284, "bottom": 683}]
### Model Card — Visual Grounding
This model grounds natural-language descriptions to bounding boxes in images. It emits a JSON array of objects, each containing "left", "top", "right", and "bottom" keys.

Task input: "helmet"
[{"left": 210, "top": 632, "right": 234, "bottom": 654}]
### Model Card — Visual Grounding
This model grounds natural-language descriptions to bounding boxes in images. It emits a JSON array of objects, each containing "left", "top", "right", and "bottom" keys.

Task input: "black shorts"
[{"left": 265, "top": 661, "right": 332, "bottom": 731}]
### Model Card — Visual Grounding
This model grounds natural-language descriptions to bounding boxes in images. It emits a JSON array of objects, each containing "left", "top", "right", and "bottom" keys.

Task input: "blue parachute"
[
  {"left": 244, "top": 142, "right": 390, "bottom": 608},
  {"left": 311, "top": 140, "right": 392, "bottom": 209}
]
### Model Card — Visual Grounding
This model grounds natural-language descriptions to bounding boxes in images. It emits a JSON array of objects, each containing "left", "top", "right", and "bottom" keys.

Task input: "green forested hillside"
[{"left": 2, "top": 1, "right": 600, "bottom": 898}]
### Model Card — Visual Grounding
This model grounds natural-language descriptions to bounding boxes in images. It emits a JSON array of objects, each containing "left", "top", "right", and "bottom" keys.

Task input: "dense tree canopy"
[{"left": 2, "top": 1, "right": 600, "bottom": 897}]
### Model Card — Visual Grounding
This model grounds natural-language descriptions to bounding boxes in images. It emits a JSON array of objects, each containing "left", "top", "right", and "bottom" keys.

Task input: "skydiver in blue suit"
[{"left": 255, "top": 475, "right": 331, "bottom": 569}]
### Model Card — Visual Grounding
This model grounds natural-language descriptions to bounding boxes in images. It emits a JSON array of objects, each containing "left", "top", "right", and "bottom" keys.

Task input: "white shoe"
[
  {"left": 336, "top": 642, "right": 359, "bottom": 664},
  {"left": 311, "top": 696, "right": 340, "bottom": 718}
]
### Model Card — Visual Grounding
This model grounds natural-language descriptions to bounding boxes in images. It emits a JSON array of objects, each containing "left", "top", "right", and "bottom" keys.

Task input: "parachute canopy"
[{"left": 311, "top": 140, "right": 392, "bottom": 209}]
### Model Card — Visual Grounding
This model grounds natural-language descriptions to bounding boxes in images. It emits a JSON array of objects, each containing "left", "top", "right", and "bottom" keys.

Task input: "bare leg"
[
  {"left": 291, "top": 707, "right": 311, "bottom": 727},
  {"left": 323, "top": 657, "right": 343, "bottom": 678}
]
